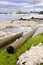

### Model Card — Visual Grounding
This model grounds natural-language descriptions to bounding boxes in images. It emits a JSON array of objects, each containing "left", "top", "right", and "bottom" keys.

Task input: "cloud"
[
  {"left": 0, "top": 1, "right": 10, "bottom": 5},
  {"left": 0, "top": 0, "right": 43, "bottom": 5},
  {"left": 36, "top": 2, "right": 43, "bottom": 6},
  {"left": 0, "top": 0, "right": 43, "bottom": 12},
  {"left": 0, "top": 1, "right": 27, "bottom": 6}
]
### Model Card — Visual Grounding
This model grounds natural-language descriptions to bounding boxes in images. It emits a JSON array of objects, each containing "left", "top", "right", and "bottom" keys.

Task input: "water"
[
  {"left": 0, "top": 14, "right": 29, "bottom": 20},
  {"left": 0, "top": 13, "right": 43, "bottom": 20}
]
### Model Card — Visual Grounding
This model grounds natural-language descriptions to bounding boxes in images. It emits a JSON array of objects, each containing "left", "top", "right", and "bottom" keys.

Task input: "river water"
[{"left": 0, "top": 13, "right": 43, "bottom": 20}]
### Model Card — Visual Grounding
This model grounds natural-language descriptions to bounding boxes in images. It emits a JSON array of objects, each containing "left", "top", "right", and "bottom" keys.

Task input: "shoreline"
[
  {"left": 0, "top": 19, "right": 43, "bottom": 38},
  {"left": 0, "top": 18, "right": 43, "bottom": 30}
]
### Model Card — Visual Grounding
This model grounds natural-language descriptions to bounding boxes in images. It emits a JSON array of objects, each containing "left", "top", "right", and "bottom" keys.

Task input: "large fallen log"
[
  {"left": 0, "top": 32, "right": 23, "bottom": 47},
  {"left": 7, "top": 27, "right": 37, "bottom": 53}
]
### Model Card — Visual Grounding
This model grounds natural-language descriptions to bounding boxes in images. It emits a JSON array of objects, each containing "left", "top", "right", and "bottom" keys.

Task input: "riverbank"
[
  {"left": 0, "top": 19, "right": 43, "bottom": 38},
  {"left": 0, "top": 33, "right": 43, "bottom": 65},
  {"left": 0, "top": 19, "right": 43, "bottom": 65},
  {"left": 0, "top": 20, "right": 37, "bottom": 30},
  {"left": 0, "top": 18, "right": 43, "bottom": 30}
]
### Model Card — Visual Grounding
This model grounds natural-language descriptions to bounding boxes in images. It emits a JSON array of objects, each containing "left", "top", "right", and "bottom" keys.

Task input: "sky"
[{"left": 0, "top": 0, "right": 43, "bottom": 12}]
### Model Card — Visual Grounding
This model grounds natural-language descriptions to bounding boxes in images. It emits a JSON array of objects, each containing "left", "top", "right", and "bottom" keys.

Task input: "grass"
[
  {"left": 0, "top": 33, "right": 43, "bottom": 65},
  {"left": 40, "top": 63, "right": 43, "bottom": 65}
]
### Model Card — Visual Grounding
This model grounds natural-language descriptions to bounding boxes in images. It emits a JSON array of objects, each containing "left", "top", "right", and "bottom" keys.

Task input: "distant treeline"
[
  {"left": 16, "top": 10, "right": 28, "bottom": 14},
  {"left": 39, "top": 11, "right": 43, "bottom": 14},
  {"left": 0, "top": 12, "right": 12, "bottom": 14}
]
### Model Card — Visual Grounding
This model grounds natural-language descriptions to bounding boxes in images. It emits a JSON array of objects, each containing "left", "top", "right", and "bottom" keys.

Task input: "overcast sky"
[{"left": 0, "top": 0, "right": 43, "bottom": 12}]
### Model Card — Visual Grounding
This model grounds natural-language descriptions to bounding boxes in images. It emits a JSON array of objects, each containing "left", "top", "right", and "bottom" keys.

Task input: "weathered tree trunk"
[
  {"left": 0, "top": 32, "right": 23, "bottom": 47},
  {"left": 7, "top": 28, "right": 36, "bottom": 53}
]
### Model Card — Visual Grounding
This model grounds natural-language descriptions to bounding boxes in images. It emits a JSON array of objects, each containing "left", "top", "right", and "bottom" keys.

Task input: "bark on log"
[
  {"left": 7, "top": 28, "right": 36, "bottom": 53},
  {"left": 0, "top": 32, "right": 23, "bottom": 47}
]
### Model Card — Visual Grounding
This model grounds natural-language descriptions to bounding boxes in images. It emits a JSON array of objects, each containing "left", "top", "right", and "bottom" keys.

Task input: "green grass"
[
  {"left": 40, "top": 63, "right": 43, "bottom": 65},
  {"left": 0, "top": 33, "right": 43, "bottom": 65}
]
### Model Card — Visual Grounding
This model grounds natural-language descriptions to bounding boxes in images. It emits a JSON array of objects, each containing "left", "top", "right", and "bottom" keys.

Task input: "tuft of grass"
[
  {"left": 0, "top": 33, "right": 43, "bottom": 65},
  {"left": 40, "top": 63, "right": 43, "bottom": 65}
]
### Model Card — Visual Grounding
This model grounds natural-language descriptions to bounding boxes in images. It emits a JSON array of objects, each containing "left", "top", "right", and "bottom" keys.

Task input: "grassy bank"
[{"left": 0, "top": 33, "right": 43, "bottom": 65}]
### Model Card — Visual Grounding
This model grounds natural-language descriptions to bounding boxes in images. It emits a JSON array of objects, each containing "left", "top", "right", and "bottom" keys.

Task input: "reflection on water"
[{"left": 0, "top": 13, "right": 43, "bottom": 20}]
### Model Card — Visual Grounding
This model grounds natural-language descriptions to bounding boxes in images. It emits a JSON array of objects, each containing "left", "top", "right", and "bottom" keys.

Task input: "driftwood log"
[
  {"left": 7, "top": 28, "right": 36, "bottom": 53},
  {"left": 0, "top": 32, "right": 23, "bottom": 47}
]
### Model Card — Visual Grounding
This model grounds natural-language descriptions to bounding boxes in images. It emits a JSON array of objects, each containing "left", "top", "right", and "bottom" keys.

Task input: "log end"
[{"left": 7, "top": 46, "right": 15, "bottom": 54}]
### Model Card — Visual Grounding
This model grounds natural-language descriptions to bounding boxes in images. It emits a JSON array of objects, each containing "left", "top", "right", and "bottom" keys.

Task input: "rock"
[
  {"left": 17, "top": 43, "right": 43, "bottom": 65},
  {"left": 0, "top": 32, "right": 6, "bottom": 37}
]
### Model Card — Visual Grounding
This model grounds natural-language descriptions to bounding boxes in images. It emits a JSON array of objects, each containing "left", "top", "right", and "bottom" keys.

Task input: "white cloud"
[
  {"left": 0, "top": 0, "right": 43, "bottom": 7},
  {"left": 36, "top": 2, "right": 43, "bottom": 6},
  {"left": 0, "top": 1, "right": 27, "bottom": 6},
  {"left": 0, "top": 1, "right": 11, "bottom": 5},
  {"left": 0, "top": 0, "right": 43, "bottom": 12},
  {"left": 39, "top": 0, "right": 43, "bottom": 2}
]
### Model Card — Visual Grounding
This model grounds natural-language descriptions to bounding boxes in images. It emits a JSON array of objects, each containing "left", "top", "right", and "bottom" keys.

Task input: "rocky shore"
[
  {"left": 0, "top": 20, "right": 37, "bottom": 30},
  {"left": 0, "top": 19, "right": 43, "bottom": 65},
  {"left": 17, "top": 43, "right": 43, "bottom": 65},
  {"left": 0, "top": 19, "right": 43, "bottom": 40},
  {"left": 0, "top": 19, "right": 37, "bottom": 39}
]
